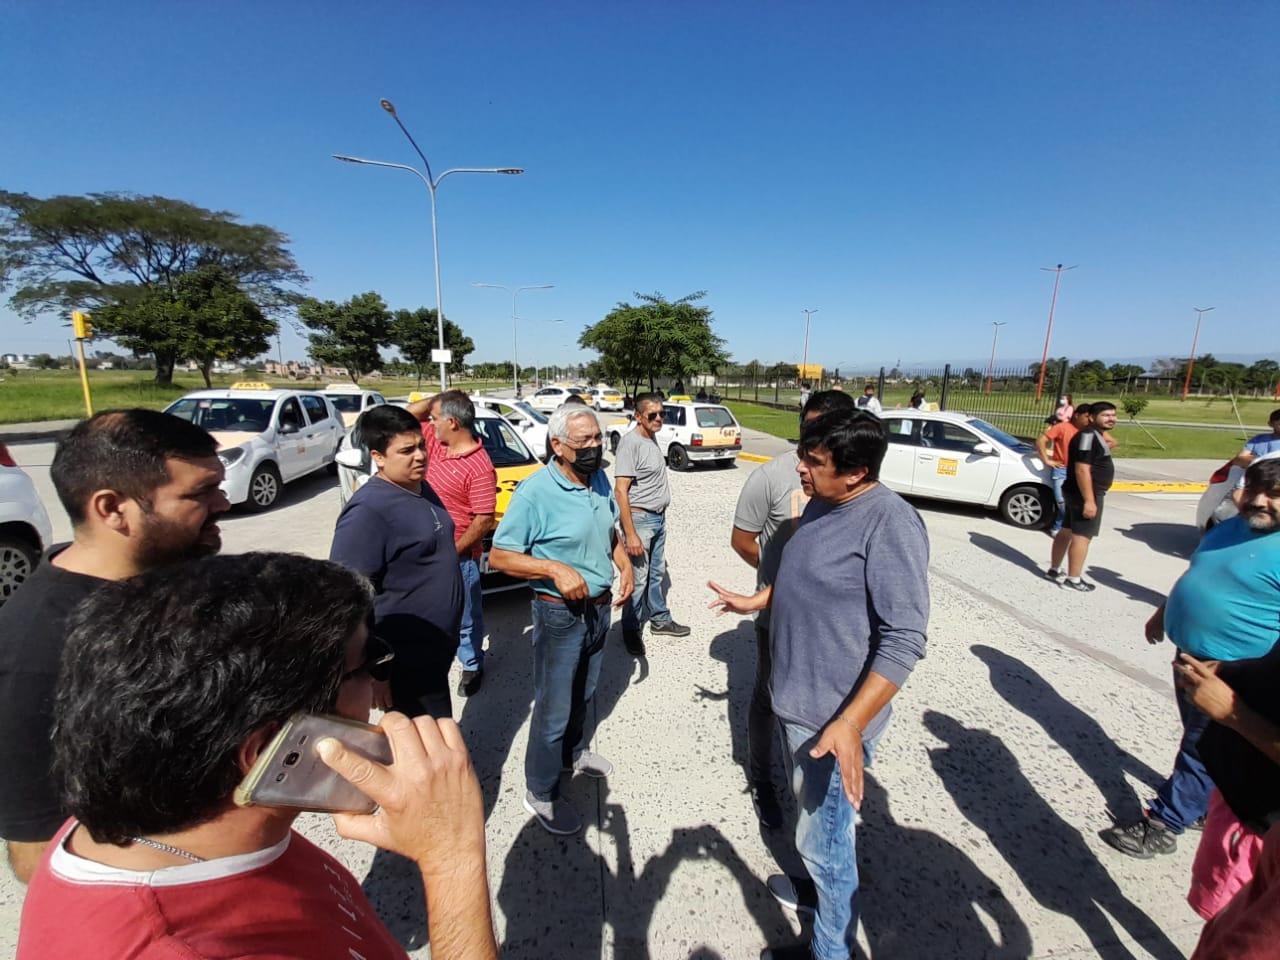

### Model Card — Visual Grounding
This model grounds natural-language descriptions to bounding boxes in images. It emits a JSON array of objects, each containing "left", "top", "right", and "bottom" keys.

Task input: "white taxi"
[
  {"left": 879, "top": 410, "right": 1053, "bottom": 527},
  {"left": 472, "top": 395, "right": 551, "bottom": 462},
  {"left": 585, "top": 386, "right": 624, "bottom": 411},
  {"left": 0, "top": 442, "right": 53, "bottom": 606},
  {"left": 320, "top": 384, "right": 387, "bottom": 428},
  {"left": 528, "top": 385, "right": 591, "bottom": 414},
  {"left": 607, "top": 401, "right": 742, "bottom": 470},
  {"left": 164, "top": 383, "right": 345, "bottom": 510}
]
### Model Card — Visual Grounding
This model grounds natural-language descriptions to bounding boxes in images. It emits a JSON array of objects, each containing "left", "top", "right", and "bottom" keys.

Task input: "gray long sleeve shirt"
[{"left": 769, "top": 482, "right": 930, "bottom": 738}]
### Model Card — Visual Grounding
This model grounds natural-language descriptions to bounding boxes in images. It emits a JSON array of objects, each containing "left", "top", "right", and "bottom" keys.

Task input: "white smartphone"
[{"left": 234, "top": 713, "right": 392, "bottom": 814}]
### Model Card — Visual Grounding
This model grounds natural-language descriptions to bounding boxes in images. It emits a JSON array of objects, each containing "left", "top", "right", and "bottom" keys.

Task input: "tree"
[
  {"left": 30, "top": 353, "right": 59, "bottom": 370},
  {"left": 0, "top": 191, "right": 305, "bottom": 383},
  {"left": 389, "top": 307, "right": 475, "bottom": 385},
  {"left": 298, "top": 292, "right": 391, "bottom": 384},
  {"left": 579, "top": 291, "right": 729, "bottom": 396},
  {"left": 1068, "top": 359, "right": 1108, "bottom": 391},
  {"left": 1108, "top": 363, "right": 1146, "bottom": 383}
]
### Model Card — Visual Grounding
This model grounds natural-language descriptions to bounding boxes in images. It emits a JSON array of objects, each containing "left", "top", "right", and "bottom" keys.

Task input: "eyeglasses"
[
  {"left": 561, "top": 436, "right": 603, "bottom": 449},
  {"left": 342, "top": 631, "right": 395, "bottom": 683}
]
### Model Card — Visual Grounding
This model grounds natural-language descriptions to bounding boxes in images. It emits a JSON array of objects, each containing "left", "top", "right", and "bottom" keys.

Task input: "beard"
[
  {"left": 136, "top": 512, "right": 222, "bottom": 568},
  {"left": 1244, "top": 508, "right": 1277, "bottom": 532}
]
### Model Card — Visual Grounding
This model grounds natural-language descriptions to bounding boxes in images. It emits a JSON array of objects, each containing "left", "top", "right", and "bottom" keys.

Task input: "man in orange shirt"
[{"left": 1036, "top": 405, "right": 1092, "bottom": 535}]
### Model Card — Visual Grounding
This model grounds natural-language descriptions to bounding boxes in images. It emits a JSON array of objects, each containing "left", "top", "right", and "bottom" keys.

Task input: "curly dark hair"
[{"left": 53, "top": 552, "right": 373, "bottom": 845}]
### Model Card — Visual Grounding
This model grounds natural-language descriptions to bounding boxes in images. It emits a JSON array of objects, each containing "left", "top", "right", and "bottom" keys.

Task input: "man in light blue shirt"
[
  {"left": 1232, "top": 409, "right": 1280, "bottom": 467},
  {"left": 489, "top": 405, "right": 633, "bottom": 836},
  {"left": 1100, "top": 457, "right": 1280, "bottom": 860}
]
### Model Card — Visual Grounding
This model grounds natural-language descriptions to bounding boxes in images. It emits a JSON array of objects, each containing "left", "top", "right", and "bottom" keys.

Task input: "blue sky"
[{"left": 2, "top": 1, "right": 1276, "bottom": 373}]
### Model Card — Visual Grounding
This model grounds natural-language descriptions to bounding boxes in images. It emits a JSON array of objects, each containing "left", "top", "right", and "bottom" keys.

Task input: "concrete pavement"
[{"left": 1, "top": 440, "right": 1209, "bottom": 958}]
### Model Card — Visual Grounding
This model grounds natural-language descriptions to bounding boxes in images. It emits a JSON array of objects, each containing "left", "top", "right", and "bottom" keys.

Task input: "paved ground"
[{"left": 0, "top": 440, "right": 1211, "bottom": 958}]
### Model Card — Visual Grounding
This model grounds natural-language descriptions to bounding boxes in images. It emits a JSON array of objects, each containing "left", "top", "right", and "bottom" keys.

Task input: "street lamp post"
[
  {"left": 473, "top": 282, "right": 554, "bottom": 395},
  {"left": 1182, "top": 306, "right": 1216, "bottom": 400},
  {"left": 984, "top": 321, "right": 1008, "bottom": 394},
  {"left": 1034, "top": 264, "right": 1077, "bottom": 402},
  {"left": 334, "top": 98, "right": 523, "bottom": 391},
  {"left": 801, "top": 308, "right": 818, "bottom": 381}
]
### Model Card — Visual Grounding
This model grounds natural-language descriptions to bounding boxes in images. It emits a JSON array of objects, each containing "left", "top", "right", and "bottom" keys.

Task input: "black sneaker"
[
  {"left": 1044, "top": 567, "right": 1065, "bottom": 584},
  {"left": 761, "top": 945, "right": 813, "bottom": 960},
  {"left": 623, "top": 631, "right": 646, "bottom": 656},
  {"left": 1099, "top": 817, "right": 1178, "bottom": 859},
  {"left": 650, "top": 620, "right": 691, "bottom": 638},
  {"left": 766, "top": 874, "right": 817, "bottom": 915},
  {"left": 1061, "top": 578, "right": 1097, "bottom": 592},
  {"left": 750, "top": 781, "right": 784, "bottom": 830},
  {"left": 457, "top": 669, "right": 483, "bottom": 697}
]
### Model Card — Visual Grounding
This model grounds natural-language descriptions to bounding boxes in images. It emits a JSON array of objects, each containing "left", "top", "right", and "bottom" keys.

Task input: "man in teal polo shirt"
[
  {"left": 1101, "top": 457, "right": 1280, "bottom": 859},
  {"left": 489, "top": 405, "right": 634, "bottom": 835}
]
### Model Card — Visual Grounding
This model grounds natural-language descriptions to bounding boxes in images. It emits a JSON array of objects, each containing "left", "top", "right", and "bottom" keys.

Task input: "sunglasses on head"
[{"left": 342, "top": 630, "right": 395, "bottom": 683}]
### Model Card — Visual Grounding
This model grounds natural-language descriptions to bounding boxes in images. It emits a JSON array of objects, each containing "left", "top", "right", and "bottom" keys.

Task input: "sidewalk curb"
[{"left": 737, "top": 452, "right": 772, "bottom": 463}]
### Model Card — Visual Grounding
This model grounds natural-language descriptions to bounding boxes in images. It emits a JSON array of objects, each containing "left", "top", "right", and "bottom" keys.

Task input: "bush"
[{"left": 1122, "top": 396, "right": 1148, "bottom": 419}]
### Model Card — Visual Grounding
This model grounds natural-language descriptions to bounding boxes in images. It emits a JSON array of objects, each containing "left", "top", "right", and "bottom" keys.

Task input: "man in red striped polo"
[{"left": 410, "top": 391, "right": 498, "bottom": 697}]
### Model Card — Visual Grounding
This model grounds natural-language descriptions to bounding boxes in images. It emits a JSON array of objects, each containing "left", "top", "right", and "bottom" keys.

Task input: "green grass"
[
  {"left": 0, "top": 369, "right": 511, "bottom": 424},
  {"left": 724, "top": 399, "right": 1245, "bottom": 461}
]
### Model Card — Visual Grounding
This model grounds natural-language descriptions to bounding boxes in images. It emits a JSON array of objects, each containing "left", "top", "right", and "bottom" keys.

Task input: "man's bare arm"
[
  {"left": 615, "top": 476, "right": 642, "bottom": 555},
  {"left": 5, "top": 839, "right": 48, "bottom": 885},
  {"left": 456, "top": 514, "right": 495, "bottom": 556},
  {"left": 487, "top": 546, "right": 588, "bottom": 600},
  {"left": 405, "top": 395, "right": 440, "bottom": 422},
  {"left": 1074, "top": 462, "right": 1095, "bottom": 507},
  {"left": 730, "top": 526, "right": 761, "bottom": 569}
]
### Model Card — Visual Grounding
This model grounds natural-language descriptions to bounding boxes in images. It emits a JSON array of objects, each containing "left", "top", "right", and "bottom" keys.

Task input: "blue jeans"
[
  {"left": 782, "top": 720, "right": 883, "bottom": 960},
  {"left": 525, "top": 597, "right": 612, "bottom": 801},
  {"left": 621, "top": 510, "right": 671, "bottom": 635},
  {"left": 1146, "top": 679, "right": 1213, "bottom": 833},
  {"left": 456, "top": 557, "right": 486, "bottom": 672},
  {"left": 1050, "top": 466, "right": 1067, "bottom": 531}
]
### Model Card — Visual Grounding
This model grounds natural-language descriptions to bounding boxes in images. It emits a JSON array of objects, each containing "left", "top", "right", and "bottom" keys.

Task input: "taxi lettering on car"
[
  {"left": 164, "top": 383, "right": 345, "bottom": 511},
  {"left": 607, "top": 401, "right": 742, "bottom": 472}
]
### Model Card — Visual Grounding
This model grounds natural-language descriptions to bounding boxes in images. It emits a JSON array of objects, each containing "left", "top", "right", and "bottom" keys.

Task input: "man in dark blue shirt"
[{"left": 331, "top": 405, "right": 464, "bottom": 719}]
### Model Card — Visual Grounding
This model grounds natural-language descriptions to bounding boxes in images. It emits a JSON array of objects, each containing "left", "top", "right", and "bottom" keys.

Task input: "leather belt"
[
  {"left": 631, "top": 505, "right": 665, "bottom": 515},
  {"left": 535, "top": 591, "right": 612, "bottom": 607}
]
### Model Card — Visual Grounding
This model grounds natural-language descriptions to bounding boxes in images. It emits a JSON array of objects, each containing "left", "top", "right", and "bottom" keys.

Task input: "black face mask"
[{"left": 569, "top": 444, "right": 603, "bottom": 478}]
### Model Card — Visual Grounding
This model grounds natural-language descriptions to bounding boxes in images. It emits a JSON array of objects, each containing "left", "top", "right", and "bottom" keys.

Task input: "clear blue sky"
[{"left": 2, "top": 1, "right": 1276, "bottom": 373}]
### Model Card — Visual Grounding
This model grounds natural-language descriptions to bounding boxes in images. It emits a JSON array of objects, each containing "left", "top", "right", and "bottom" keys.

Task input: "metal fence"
[{"left": 889, "top": 360, "right": 1069, "bottom": 439}]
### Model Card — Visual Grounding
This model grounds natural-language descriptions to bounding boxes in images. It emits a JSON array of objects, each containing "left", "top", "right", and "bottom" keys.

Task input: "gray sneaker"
[
  {"left": 523, "top": 792, "right": 582, "bottom": 836},
  {"left": 650, "top": 620, "right": 691, "bottom": 638},
  {"left": 564, "top": 750, "right": 614, "bottom": 779}
]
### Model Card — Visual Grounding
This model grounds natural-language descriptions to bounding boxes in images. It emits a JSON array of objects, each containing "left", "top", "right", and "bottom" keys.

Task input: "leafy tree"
[
  {"left": 1246, "top": 359, "right": 1279, "bottom": 393},
  {"left": 0, "top": 191, "right": 304, "bottom": 383},
  {"left": 389, "top": 307, "right": 475, "bottom": 385},
  {"left": 30, "top": 353, "right": 60, "bottom": 370},
  {"left": 579, "top": 291, "right": 728, "bottom": 396},
  {"left": 1108, "top": 363, "right": 1146, "bottom": 382},
  {"left": 1068, "top": 359, "right": 1108, "bottom": 391},
  {"left": 298, "top": 292, "right": 391, "bottom": 384},
  {"left": 1121, "top": 395, "right": 1148, "bottom": 419}
]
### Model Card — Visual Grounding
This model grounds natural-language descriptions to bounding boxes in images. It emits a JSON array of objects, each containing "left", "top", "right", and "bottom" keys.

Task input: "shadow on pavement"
[
  {"left": 924, "top": 710, "right": 1184, "bottom": 960},
  {"left": 859, "top": 773, "right": 1032, "bottom": 958},
  {"left": 967, "top": 532, "right": 1044, "bottom": 577},
  {"left": 1118, "top": 522, "right": 1199, "bottom": 561},
  {"left": 1087, "top": 567, "right": 1168, "bottom": 608}
]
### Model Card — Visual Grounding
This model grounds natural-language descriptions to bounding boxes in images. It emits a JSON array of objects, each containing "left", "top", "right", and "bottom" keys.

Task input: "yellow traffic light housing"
[{"left": 71, "top": 310, "right": 94, "bottom": 340}]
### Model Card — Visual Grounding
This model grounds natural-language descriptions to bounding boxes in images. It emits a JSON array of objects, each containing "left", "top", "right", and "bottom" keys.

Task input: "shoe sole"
[
  {"left": 1098, "top": 832, "right": 1175, "bottom": 860},
  {"left": 766, "top": 876, "right": 816, "bottom": 916},
  {"left": 522, "top": 796, "right": 582, "bottom": 836},
  {"left": 650, "top": 629, "right": 691, "bottom": 637}
]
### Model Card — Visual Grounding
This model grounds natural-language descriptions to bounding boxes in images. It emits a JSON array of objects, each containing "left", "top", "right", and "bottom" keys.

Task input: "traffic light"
[{"left": 71, "top": 310, "right": 94, "bottom": 340}]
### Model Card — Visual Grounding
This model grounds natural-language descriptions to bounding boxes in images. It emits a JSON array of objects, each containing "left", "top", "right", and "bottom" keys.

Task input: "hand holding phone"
[{"left": 318, "top": 712, "right": 486, "bottom": 879}]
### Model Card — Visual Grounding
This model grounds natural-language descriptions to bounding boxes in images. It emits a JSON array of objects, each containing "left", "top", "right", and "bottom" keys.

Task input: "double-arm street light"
[
  {"left": 334, "top": 98, "right": 523, "bottom": 391},
  {"left": 1182, "top": 306, "right": 1216, "bottom": 400},
  {"left": 472, "top": 282, "right": 555, "bottom": 394}
]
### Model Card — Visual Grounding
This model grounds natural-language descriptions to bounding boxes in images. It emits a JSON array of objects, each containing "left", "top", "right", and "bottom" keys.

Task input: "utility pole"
[
  {"left": 801, "top": 308, "right": 818, "bottom": 380},
  {"left": 1182, "top": 306, "right": 1215, "bottom": 400},
  {"left": 984, "top": 321, "right": 1007, "bottom": 394},
  {"left": 1035, "top": 264, "right": 1077, "bottom": 402}
]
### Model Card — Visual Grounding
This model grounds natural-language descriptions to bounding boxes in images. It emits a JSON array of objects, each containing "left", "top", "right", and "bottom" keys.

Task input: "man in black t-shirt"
[
  {"left": 1046, "top": 401, "right": 1118, "bottom": 592},
  {"left": 0, "top": 409, "right": 228, "bottom": 883}
]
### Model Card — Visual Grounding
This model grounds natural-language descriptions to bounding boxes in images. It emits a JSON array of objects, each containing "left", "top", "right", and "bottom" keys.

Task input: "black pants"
[{"left": 749, "top": 622, "right": 778, "bottom": 784}]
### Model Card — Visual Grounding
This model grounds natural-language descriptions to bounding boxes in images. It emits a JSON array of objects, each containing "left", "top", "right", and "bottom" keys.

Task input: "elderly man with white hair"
[{"left": 489, "top": 404, "right": 634, "bottom": 835}]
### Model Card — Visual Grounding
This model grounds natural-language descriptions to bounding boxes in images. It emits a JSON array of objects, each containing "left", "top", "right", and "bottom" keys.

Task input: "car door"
[
  {"left": 274, "top": 397, "right": 310, "bottom": 480},
  {"left": 879, "top": 417, "right": 921, "bottom": 494},
  {"left": 912, "top": 419, "right": 1001, "bottom": 502},
  {"left": 300, "top": 394, "right": 338, "bottom": 471}
]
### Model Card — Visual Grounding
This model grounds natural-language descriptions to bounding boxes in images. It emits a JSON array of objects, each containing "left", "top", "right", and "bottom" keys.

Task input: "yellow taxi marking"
[
  {"left": 1111, "top": 481, "right": 1207, "bottom": 493},
  {"left": 494, "top": 462, "right": 543, "bottom": 517},
  {"left": 230, "top": 382, "right": 272, "bottom": 390},
  {"left": 938, "top": 458, "right": 959, "bottom": 476}
]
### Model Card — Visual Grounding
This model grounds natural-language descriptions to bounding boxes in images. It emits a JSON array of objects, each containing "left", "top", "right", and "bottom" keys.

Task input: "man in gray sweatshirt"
[{"left": 710, "top": 409, "right": 930, "bottom": 960}]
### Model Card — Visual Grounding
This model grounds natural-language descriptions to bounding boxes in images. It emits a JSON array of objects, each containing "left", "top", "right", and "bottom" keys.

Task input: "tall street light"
[
  {"left": 1034, "top": 264, "right": 1077, "bottom": 402},
  {"left": 515, "top": 317, "right": 563, "bottom": 387},
  {"left": 473, "top": 281, "right": 554, "bottom": 394},
  {"left": 334, "top": 98, "right": 523, "bottom": 391},
  {"left": 1183, "top": 306, "right": 1216, "bottom": 400},
  {"left": 801, "top": 309, "right": 818, "bottom": 380},
  {"left": 984, "top": 321, "right": 1008, "bottom": 394}
]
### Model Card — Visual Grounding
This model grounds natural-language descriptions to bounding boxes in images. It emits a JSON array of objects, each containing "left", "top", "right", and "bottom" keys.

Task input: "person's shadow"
[
  {"left": 971, "top": 644, "right": 1163, "bottom": 822},
  {"left": 1119, "top": 522, "right": 1200, "bottom": 560},
  {"left": 1086, "top": 567, "right": 1168, "bottom": 608},
  {"left": 858, "top": 773, "right": 1032, "bottom": 958},
  {"left": 923, "top": 711, "right": 1184, "bottom": 960},
  {"left": 968, "top": 532, "right": 1044, "bottom": 577}
]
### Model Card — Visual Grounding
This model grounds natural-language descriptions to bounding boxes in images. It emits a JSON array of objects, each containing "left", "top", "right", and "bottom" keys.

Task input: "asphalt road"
[{"left": 2, "top": 441, "right": 1207, "bottom": 958}]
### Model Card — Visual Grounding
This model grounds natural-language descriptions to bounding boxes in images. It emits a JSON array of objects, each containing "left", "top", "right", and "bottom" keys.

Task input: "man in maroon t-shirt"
[{"left": 410, "top": 391, "right": 499, "bottom": 697}]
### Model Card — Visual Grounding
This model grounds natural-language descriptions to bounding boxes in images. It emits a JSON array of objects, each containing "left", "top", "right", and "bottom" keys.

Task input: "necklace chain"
[{"left": 129, "top": 836, "right": 206, "bottom": 863}]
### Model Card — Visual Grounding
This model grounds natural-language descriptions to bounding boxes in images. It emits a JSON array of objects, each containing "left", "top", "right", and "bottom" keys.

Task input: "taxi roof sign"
[{"left": 230, "top": 382, "right": 272, "bottom": 391}]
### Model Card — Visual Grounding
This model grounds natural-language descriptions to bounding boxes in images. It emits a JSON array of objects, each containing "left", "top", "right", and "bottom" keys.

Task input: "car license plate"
[{"left": 716, "top": 450, "right": 733, "bottom": 458}]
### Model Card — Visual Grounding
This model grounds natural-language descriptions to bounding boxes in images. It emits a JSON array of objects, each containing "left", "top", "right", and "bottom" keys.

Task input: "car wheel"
[
  {"left": 0, "top": 533, "right": 39, "bottom": 605},
  {"left": 247, "top": 463, "right": 282, "bottom": 511},
  {"left": 1000, "top": 484, "right": 1050, "bottom": 528},
  {"left": 668, "top": 444, "right": 690, "bottom": 471}
]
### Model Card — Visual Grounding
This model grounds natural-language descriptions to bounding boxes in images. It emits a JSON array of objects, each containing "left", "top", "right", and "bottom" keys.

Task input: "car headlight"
[{"left": 218, "top": 446, "right": 247, "bottom": 468}]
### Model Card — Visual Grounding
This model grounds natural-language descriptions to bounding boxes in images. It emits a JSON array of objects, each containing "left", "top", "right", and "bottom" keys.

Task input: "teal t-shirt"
[
  {"left": 492, "top": 463, "right": 620, "bottom": 597},
  {"left": 1165, "top": 516, "right": 1280, "bottom": 661}
]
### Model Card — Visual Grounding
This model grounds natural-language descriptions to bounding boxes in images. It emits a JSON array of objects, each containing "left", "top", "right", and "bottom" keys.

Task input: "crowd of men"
[{"left": 0, "top": 391, "right": 1277, "bottom": 959}]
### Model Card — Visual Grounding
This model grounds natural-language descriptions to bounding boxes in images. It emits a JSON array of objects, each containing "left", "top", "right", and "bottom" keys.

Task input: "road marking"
[
  {"left": 1131, "top": 493, "right": 1202, "bottom": 502},
  {"left": 1111, "top": 481, "right": 1207, "bottom": 493},
  {"left": 737, "top": 452, "right": 772, "bottom": 463}
]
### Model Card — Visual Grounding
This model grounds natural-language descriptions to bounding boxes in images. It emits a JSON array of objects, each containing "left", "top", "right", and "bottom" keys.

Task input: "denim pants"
[
  {"left": 1147, "top": 679, "right": 1213, "bottom": 833},
  {"left": 1050, "top": 466, "right": 1067, "bottom": 531},
  {"left": 748, "top": 623, "right": 777, "bottom": 784},
  {"left": 456, "top": 557, "right": 486, "bottom": 672},
  {"left": 782, "top": 720, "right": 882, "bottom": 960},
  {"left": 525, "top": 597, "right": 612, "bottom": 801},
  {"left": 621, "top": 510, "right": 671, "bottom": 635}
]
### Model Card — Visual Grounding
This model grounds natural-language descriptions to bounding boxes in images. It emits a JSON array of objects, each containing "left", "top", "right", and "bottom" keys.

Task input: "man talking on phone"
[{"left": 16, "top": 553, "right": 498, "bottom": 960}]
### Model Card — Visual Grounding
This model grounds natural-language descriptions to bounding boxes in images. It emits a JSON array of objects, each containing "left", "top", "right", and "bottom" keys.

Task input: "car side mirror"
[
  {"left": 972, "top": 442, "right": 996, "bottom": 455},
  {"left": 334, "top": 448, "right": 364, "bottom": 468},
  {"left": 279, "top": 420, "right": 300, "bottom": 435}
]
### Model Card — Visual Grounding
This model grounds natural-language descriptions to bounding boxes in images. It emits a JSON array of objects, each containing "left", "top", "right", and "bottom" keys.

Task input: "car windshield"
[
  {"left": 325, "top": 394, "right": 363, "bottom": 413},
  {"left": 513, "top": 402, "right": 548, "bottom": 424},
  {"left": 167, "top": 397, "right": 275, "bottom": 433},
  {"left": 967, "top": 418, "right": 1029, "bottom": 450},
  {"left": 474, "top": 418, "right": 536, "bottom": 467},
  {"left": 694, "top": 406, "right": 735, "bottom": 428}
]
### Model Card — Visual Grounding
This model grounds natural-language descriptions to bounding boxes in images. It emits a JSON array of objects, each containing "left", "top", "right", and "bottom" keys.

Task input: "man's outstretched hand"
[{"left": 706, "top": 581, "right": 767, "bottom": 616}]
